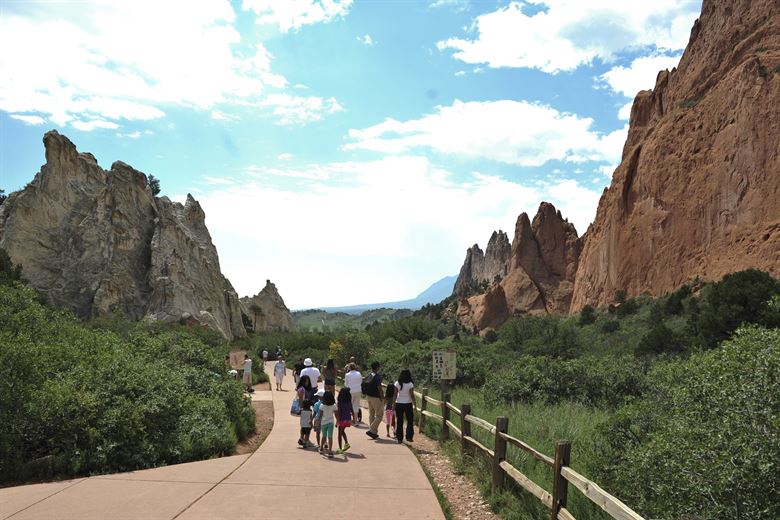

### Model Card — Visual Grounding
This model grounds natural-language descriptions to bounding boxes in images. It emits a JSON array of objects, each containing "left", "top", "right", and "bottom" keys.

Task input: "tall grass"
[{"left": 422, "top": 387, "right": 614, "bottom": 520}]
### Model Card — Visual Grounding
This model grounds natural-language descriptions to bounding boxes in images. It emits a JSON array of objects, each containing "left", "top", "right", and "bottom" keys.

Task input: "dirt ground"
[
  {"left": 413, "top": 432, "right": 501, "bottom": 520},
  {"left": 234, "top": 398, "right": 274, "bottom": 455}
]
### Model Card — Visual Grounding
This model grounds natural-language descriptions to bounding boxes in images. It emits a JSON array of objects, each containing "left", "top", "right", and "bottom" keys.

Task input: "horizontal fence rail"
[{"left": 406, "top": 387, "right": 645, "bottom": 520}]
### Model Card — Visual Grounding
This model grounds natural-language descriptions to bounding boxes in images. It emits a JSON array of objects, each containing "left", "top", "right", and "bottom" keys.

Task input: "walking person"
[
  {"left": 298, "top": 400, "right": 313, "bottom": 448},
  {"left": 300, "top": 358, "right": 322, "bottom": 392},
  {"left": 296, "top": 375, "right": 314, "bottom": 416},
  {"left": 393, "top": 369, "right": 417, "bottom": 444},
  {"left": 293, "top": 358, "right": 304, "bottom": 386},
  {"left": 336, "top": 387, "right": 353, "bottom": 453},
  {"left": 319, "top": 391, "right": 336, "bottom": 458},
  {"left": 273, "top": 355, "right": 286, "bottom": 391},
  {"left": 313, "top": 389, "right": 324, "bottom": 449},
  {"left": 322, "top": 359, "right": 337, "bottom": 394},
  {"left": 242, "top": 354, "right": 253, "bottom": 393},
  {"left": 364, "top": 361, "right": 383, "bottom": 439},
  {"left": 262, "top": 349, "right": 269, "bottom": 362},
  {"left": 344, "top": 363, "right": 363, "bottom": 425},
  {"left": 384, "top": 382, "right": 396, "bottom": 438}
]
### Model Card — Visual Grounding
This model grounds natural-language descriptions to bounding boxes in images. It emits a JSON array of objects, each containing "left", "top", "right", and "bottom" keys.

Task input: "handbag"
[{"left": 290, "top": 397, "right": 301, "bottom": 415}]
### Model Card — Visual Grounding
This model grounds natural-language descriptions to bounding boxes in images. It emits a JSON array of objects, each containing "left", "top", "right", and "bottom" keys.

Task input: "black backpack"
[{"left": 361, "top": 373, "right": 378, "bottom": 394}]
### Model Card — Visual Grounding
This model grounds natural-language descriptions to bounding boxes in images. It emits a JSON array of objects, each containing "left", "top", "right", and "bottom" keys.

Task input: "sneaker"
[
  {"left": 336, "top": 448, "right": 343, "bottom": 454},
  {"left": 328, "top": 452, "right": 334, "bottom": 458},
  {"left": 397, "top": 438, "right": 403, "bottom": 444},
  {"left": 297, "top": 439, "right": 304, "bottom": 446},
  {"left": 343, "top": 443, "right": 351, "bottom": 452},
  {"left": 366, "top": 431, "right": 379, "bottom": 440}
]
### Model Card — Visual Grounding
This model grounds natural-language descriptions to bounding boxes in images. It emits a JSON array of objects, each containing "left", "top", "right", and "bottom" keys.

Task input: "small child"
[
  {"left": 335, "top": 387, "right": 353, "bottom": 454},
  {"left": 319, "top": 391, "right": 336, "bottom": 458},
  {"left": 298, "top": 400, "right": 313, "bottom": 448},
  {"left": 384, "top": 382, "right": 396, "bottom": 437},
  {"left": 313, "top": 390, "right": 324, "bottom": 449}
]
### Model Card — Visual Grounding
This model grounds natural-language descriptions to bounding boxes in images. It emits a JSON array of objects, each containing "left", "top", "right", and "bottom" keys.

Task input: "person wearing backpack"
[
  {"left": 362, "top": 361, "right": 383, "bottom": 439},
  {"left": 344, "top": 363, "right": 363, "bottom": 425}
]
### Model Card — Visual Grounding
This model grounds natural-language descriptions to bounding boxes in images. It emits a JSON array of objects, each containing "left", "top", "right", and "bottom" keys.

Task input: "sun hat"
[{"left": 304, "top": 358, "right": 313, "bottom": 367}]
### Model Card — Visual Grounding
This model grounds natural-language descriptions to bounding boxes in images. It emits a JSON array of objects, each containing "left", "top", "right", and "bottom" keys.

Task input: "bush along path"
[{"left": 0, "top": 364, "right": 445, "bottom": 520}]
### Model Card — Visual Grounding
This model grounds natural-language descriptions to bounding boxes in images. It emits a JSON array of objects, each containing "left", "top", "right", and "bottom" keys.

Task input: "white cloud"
[
  {"left": 211, "top": 110, "right": 239, "bottom": 121},
  {"left": 0, "top": 3, "right": 296, "bottom": 129},
  {"left": 116, "top": 130, "right": 142, "bottom": 139},
  {"left": 242, "top": 0, "right": 353, "bottom": 32},
  {"left": 277, "top": 153, "right": 294, "bottom": 161},
  {"left": 438, "top": 0, "right": 700, "bottom": 73},
  {"left": 259, "top": 93, "right": 344, "bottom": 125},
  {"left": 345, "top": 99, "right": 626, "bottom": 166},
  {"left": 9, "top": 114, "right": 46, "bottom": 125},
  {"left": 430, "top": 0, "right": 470, "bottom": 12},
  {"left": 357, "top": 34, "right": 376, "bottom": 46},
  {"left": 203, "top": 176, "right": 235, "bottom": 185},
  {"left": 71, "top": 119, "right": 119, "bottom": 131},
  {"left": 198, "top": 156, "right": 603, "bottom": 308}
]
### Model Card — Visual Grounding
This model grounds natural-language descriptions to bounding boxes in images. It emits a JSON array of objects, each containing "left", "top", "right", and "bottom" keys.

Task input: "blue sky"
[{"left": 0, "top": 0, "right": 701, "bottom": 309}]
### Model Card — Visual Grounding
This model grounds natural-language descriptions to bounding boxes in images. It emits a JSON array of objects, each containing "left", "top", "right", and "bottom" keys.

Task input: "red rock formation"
[
  {"left": 571, "top": 0, "right": 780, "bottom": 311},
  {"left": 457, "top": 202, "right": 581, "bottom": 332},
  {"left": 453, "top": 230, "right": 511, "bottom": 296}
]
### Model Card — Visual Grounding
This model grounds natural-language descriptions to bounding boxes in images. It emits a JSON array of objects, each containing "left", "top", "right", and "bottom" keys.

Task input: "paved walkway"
[{"left": 1, "top": 364, "right": 444, "bottom": 520}]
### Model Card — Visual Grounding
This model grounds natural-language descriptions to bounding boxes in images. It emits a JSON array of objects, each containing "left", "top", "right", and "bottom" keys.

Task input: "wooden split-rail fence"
[{"left": 387, "top": 385, "right": 645, "bottom": 520}]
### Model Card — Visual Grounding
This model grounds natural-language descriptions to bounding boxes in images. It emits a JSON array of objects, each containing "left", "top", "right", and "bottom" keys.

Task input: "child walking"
[
  {"left": 319, "top": 391, "right": 336, "bottom": 458},
  {"left": 298, "top": 400, "right": 313, "bottom": 448},
  {"left": 313, "top": 389, "right": 324, "bottom": 449},
  {"left": 384, "top": 382, "right": 396, "bottom": 437},
  {"left": 335, "top": 387, "right": 353, "bottom": 453}
]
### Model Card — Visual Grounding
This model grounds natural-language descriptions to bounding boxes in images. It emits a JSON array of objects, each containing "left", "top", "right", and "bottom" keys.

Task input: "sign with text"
[
  {"left": 229, "top": 350, "right": 247, "bottom": 370},
  {"left": 432, "top": 351, "right": 456, "bottom": 381}
]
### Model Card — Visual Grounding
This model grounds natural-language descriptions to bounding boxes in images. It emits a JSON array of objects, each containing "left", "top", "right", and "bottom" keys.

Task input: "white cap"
[{"left": 304, "top": 358, "right": 313, "bottom": 367}]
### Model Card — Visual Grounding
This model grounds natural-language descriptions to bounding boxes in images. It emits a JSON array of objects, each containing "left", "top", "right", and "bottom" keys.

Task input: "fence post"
[
  {"left": 492, "top": 416, "right": 509, "bottom": 490},
  {"left": 460, "top": 404, "right": 471, "bottom": 454},
  {"left": 441, "top": 393, "right": 451, "bottom": 441},
  {"left": 419, "top": 388, "right": 428, "bottom": 431},
  {"left": 551, "top": 440, "right": 571, "bottom": 520}
]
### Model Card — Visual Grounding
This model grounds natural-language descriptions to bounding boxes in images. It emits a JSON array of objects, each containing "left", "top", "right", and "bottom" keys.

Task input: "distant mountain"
[
  {"left": 310, "top": 275, "right": 457, "bottom": 315},
  {"left": 293, "top": 308, "right": 413, "bottom": 330}
]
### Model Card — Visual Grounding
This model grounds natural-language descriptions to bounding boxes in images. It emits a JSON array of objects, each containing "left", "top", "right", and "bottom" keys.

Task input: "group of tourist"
[{"left": 287, "top": 357, "right": 417, "bottom": 458}]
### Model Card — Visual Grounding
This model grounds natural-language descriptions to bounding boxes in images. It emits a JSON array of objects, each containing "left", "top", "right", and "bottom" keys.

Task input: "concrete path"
[{"left": 1, "top": 364, "right": 444, "bottom": 520}]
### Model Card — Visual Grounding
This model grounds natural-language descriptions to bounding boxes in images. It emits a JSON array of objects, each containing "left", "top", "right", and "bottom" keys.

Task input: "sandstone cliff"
[
  {"left": 453, "top": 230, "right": 511, "bottom": 296},
  {"left": 457, "top": 202, "right": 581, "bottom": 332},
  {"left": 240, "top": 280, "right": 295, "bottom": 332},
  {"left": 571, "top": 0, "right": 780, "bottom": 310},
  {"left": 0, "top": 131, "right": 247, "bottom": 340}
]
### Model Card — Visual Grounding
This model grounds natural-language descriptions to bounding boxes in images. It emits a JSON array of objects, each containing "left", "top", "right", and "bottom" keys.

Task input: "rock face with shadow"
[
  {"left": 571, "top": 0, "right": 780, "bottom": 311},
  {"left": 240, "top": 279, "right": 294, "bottom": 332},
  {"left": 456, "top": 202, "right": 582, "bottom": 333},
  {"left": 0, "top": 130, "right": 247, "bottom": 340}
]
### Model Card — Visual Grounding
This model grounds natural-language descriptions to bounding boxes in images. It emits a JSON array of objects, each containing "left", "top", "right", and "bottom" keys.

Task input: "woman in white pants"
[{"left": 273, "top": 356, "right": 286, "bottom": 391}]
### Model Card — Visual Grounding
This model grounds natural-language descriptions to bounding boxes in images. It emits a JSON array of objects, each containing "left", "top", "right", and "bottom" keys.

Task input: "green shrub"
[
  {"left": 594, "top": 326, "right": 780, "bottom": 519},
  {"left": 0, "top": 283, "right": 255, "bottom": 483},
  {"left": 578, "top": 304, "right": 597, "bottom": 325}
]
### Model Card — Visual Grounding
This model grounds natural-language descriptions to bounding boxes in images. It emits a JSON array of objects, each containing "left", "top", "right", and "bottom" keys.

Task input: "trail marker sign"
[{"left": 432, "top": 351, "right": 456, "bottom": 381}]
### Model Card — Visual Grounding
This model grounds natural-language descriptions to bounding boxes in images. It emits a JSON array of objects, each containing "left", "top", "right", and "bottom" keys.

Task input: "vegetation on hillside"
[
  {"left": 0, "top": 249, "right": 258, "bottom": 484},
  {"left": 292, "top": 307, "right": 413, "bottom": 331}
]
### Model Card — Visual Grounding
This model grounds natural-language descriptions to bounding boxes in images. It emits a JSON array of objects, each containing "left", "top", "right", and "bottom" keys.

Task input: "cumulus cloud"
[
  {"left": 71, "top": 119, "right": 119, "bottom": 131},
  {"left": 116, "top": 130, "right": 142, "bottom": 139},
  {"left": 0, "top": 2, "right": 339, "bottom": 129},
  {"left": 211, "top": 110, "right": 240, "bottom": 121},
  {"left": 345, "top": 99, "right": 626, "bottom": 166},
  {"left": 357, "top": 34, "right": 376, "bottom": 46},
  {"left": 438, "top": 0, "right": 700, "bottom": 73},
  {"left": 198, "top": 156, "right": 603, "bottom": 308},
  {"left": 277, "top": 153, "right": 294, "bottom": 161},
  {"left": 259, "top": 93, "right": 344, "bottom": 125},
  {"left": 9, "top": 114, "right": 45, "bottom": 125},
  {"left": 242, "top": 0, "right": 353, "bottom": 32}
]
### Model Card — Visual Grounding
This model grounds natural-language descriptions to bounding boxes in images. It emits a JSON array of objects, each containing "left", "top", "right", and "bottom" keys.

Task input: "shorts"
[
  {"left": 337, "top": 420, "right": 351, "bottom": 428},
  {"left": 321, "top": 422, "right": 334, "bottom": 438},
  {"left": 385, "top": 409, "right": 394, "bottom": 424},
  {"left": 300, "top": 427, "right": 312, "bottom": 436}
]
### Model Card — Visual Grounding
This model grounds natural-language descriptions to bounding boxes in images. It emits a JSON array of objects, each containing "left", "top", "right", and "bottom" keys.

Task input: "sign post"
[{"left": 432, "top": 351, "right": 456, "bottom": 399}]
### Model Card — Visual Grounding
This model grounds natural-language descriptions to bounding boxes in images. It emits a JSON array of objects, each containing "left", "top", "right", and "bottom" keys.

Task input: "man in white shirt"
[
  {"left": 344, "top": 363, "right": 363, "bottom": 424},
  {"left": 299, "top": 358, "right": 321, "bottom": 392}
]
